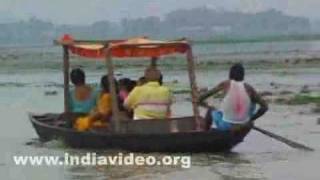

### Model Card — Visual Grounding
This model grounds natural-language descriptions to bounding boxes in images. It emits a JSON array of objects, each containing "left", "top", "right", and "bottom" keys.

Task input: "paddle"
[
  {"left": 198, "top": 104, "right": 314, "bottom": 151},
  {"left": 252, "top": 126, "right": 314, "bottom": 151}
]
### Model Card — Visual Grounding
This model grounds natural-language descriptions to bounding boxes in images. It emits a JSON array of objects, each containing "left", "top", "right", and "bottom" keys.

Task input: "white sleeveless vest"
[{"left": 221, "top": 80, "right": 251, "bottom": 124}]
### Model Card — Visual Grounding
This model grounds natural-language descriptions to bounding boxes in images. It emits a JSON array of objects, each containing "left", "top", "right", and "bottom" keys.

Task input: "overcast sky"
[{"left": 0, "top": 0, "right": 318, "bottom": 24}]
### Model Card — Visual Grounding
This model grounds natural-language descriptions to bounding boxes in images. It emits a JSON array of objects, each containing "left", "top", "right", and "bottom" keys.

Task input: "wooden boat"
[
  {"left": 29, "top": 113, "right": 250, "bottom": 152},
  {"left": 29, "top": 35, "right": 251, "bottom": 152}
]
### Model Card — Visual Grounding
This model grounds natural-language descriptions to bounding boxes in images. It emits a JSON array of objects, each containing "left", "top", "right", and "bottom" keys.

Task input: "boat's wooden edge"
[
  {"left": 28, "top": 112, "right": 219, "bottom": 136},
  {"left": 28, "top": 112, "right": 251, "bottom": 140},
  {"left": 29, "top": 112, "right": 251, "bottom": 153}
]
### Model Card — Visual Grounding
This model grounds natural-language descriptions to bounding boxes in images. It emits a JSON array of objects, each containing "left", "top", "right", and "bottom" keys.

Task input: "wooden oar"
[{"left": 252, "top": 126, "right": 314, "bottom": 151}]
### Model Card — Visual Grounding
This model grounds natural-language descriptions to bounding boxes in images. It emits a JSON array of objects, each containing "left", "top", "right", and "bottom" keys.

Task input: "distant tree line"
[{"left": 0, "top": 7, "right": 311, "bottom": 45}]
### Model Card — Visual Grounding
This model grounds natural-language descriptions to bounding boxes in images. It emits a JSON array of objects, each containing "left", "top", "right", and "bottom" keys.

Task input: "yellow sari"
[{"left": 74, "top": 93, "right": 112, "bottom": 131}]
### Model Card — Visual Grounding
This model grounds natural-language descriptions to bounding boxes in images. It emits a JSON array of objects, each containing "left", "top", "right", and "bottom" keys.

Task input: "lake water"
[{"left": 0, "top": 40, "right": 320, "bottom": 180}]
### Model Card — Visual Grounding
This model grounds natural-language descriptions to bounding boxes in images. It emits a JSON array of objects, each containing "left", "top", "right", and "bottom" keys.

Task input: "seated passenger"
[
  {"left": 118, "top": 78, "right": 136, "bottom": 102},
  {"left": 118, "top": 78, "right": 136, "bottom": 116},
  {"left": 124, "top": 67, "right": 172, "bottom": 120},
  {"left": 74, "top": 75, "right": 112, "bottom": 131},
  {"left": 69, "top": 68, "right": 97, "bottom": 114}
]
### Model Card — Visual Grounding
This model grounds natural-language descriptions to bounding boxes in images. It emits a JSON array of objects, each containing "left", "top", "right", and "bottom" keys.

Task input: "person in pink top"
[{"left": 119, "top": 78, "right": 136, "bottom": 101}]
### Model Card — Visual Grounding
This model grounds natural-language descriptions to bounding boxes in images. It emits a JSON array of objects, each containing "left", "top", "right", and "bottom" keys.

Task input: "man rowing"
[{"left": 199, "top": 63, "right": 268, "bottom": 131}]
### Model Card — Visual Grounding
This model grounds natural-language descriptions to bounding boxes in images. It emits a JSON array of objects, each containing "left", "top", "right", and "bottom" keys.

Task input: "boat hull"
[{"left": 29, "top": 113, "right": 250, "bottom": 153}]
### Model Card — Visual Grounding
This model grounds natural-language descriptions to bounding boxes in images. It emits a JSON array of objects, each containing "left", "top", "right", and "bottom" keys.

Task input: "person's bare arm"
[
  {"left": 246, "top": 84, "right": 269, "bottom": 122},
  {"left": 198, "top": 81, "right": 226, "bottom": 109}
]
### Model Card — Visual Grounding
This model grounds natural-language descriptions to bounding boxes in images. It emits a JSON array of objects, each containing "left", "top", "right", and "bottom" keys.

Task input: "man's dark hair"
[
  {"left": 70, "top": 68, "right": 85, "bottom": 85},
  {"left": 101, "top": 75, "right": 110, "bottom": 92},
  {"left": 126, "top": 80, "right": 136, "bottom": 92},
  {"left": 229, "top": 63, "right": 245, "bottom": 81},
  {"left": 101, "top": 75, "right": 119, "bottom": 93},
  {"left": 119, "top": 78, "right": 136, "bottom": 92},
  {"left": 119, "top": 78, "right": 131, "bottom": 87}
]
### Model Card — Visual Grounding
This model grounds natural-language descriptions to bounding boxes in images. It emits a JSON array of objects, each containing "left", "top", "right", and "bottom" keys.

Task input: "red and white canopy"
[{"left": 57, "top": 34, "right": 191, "bottom": 59}]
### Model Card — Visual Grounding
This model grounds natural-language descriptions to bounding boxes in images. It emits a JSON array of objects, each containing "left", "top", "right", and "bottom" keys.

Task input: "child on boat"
[
  {"left": 74, "top": 75, "right": 112, "bottom": 131},
  {"left": 199, "top": 63, "right": 268, "bottom": 131}
]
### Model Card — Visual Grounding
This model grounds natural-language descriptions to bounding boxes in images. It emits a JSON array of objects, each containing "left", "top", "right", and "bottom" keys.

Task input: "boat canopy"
[
  {"left": 56, "top": 34, "right": 200, "bottom": 132},
  {"left": 56, "top": 34, "right": 191, "bottom": 59}
]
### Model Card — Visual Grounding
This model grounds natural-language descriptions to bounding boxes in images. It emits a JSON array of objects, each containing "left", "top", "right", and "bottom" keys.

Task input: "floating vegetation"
[
  {"left": 265, "top": 91, "right": 320, "bottom": 107},
  {"left": 167, "top": 82, "right": 190, "bottom": 95},
  {"left": 173, "top": 89, "right": 191, "bottom": 94},
  {"left": 0, "top": 82, "right": 28, "bottom": 87},
  {"left": 286, "top": 95, "right": 320, "bottom": 105},
  {"left": 44, "top": 91, "right": 58, "bottom": 96},
  {"left": 279, "top": 91, "right": 294, "bottom": 95},
  {"left": 260, "top": 91, "right": 273, "bottom": 97}
]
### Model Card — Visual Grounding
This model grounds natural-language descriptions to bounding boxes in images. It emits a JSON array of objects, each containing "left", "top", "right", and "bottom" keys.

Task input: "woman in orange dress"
[{"left": 74, "top": 75, "right": 112, "bottom": 131}]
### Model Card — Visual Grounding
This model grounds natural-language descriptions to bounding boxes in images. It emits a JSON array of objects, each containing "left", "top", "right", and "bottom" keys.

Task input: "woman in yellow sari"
[{"left": 74, "top": 75, "right": 112, "bottom": 131}]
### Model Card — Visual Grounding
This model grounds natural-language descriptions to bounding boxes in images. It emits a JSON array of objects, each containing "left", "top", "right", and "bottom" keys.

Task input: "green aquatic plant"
[{"left": 287, "top": 95, "right": 320, "bottom": 105}]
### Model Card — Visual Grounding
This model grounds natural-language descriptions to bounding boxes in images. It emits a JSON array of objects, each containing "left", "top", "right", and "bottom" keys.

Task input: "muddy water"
[
  {"left": 0, "top": 63, "right": 319, "bottom": 180},
  {"left": 1, "top": 40, "right": 320, "bottom": 179}
]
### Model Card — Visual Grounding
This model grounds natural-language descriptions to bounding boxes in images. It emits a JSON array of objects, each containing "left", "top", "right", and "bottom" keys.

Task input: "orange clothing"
[
  {"left": 74, "top": 93, "right": 112, "bottom": 131},
  {"left": 97, "top": 93, "right": 112, "bottom": 116}
]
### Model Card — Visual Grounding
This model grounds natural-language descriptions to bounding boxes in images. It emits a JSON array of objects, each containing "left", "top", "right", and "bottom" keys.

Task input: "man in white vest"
[{"left": 199, "top": 63, "right": 268, "bottom": 131}]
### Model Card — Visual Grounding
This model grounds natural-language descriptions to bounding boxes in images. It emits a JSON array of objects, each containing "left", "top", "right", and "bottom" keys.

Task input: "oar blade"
[{"left": 253, "top": 126, "right": 314, "bottom": 152}]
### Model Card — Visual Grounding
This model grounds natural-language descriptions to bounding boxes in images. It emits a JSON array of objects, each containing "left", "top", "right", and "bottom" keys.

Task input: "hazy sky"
[{"left": 0, "top": 0, "right": 318, "bottom": 24}]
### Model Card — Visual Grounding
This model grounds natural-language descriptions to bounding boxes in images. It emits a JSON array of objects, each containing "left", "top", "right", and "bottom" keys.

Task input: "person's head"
[
  {"left": 144, "top": 67, "right": 161, "bottom": 82},
  {"left": 70, "top": 68, "right": 85, "bottom": 86},
  {"left": 229, "top": 63, "right": 245, "bottom": 81},
  {"left": 127, "top": 80, "right": 136, "bottom": 92},
  {"left": 119, "top": 78, "right": 136, "bottom": 92},
  {"left": 100, "top": 75, "right": 110, "bottom": 93},
  {"left": 101, "top": 75, "right": 119, "bottom": 93},
  {"left": 119, "top": 78, "right": 131, "bottom": 89}
]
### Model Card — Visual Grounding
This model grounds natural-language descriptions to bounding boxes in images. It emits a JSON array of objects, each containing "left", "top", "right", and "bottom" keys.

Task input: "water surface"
[{"left": 0, "top": 41, "right": 320, "bottom": 180}]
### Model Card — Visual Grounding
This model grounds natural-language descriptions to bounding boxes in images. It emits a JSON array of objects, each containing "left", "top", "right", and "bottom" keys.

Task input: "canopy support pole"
[
  {"left": 63, "top": 45, "right": 70, "bottom": 113},
  {"left": 186, "top": 49, "right": 201, "bottom": 130},
  {"left": 151, "top": 57, "right": 158, "bottom": 67},
  {"left": 105, "top": 48, "right": 121, "bottom": 133}
]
